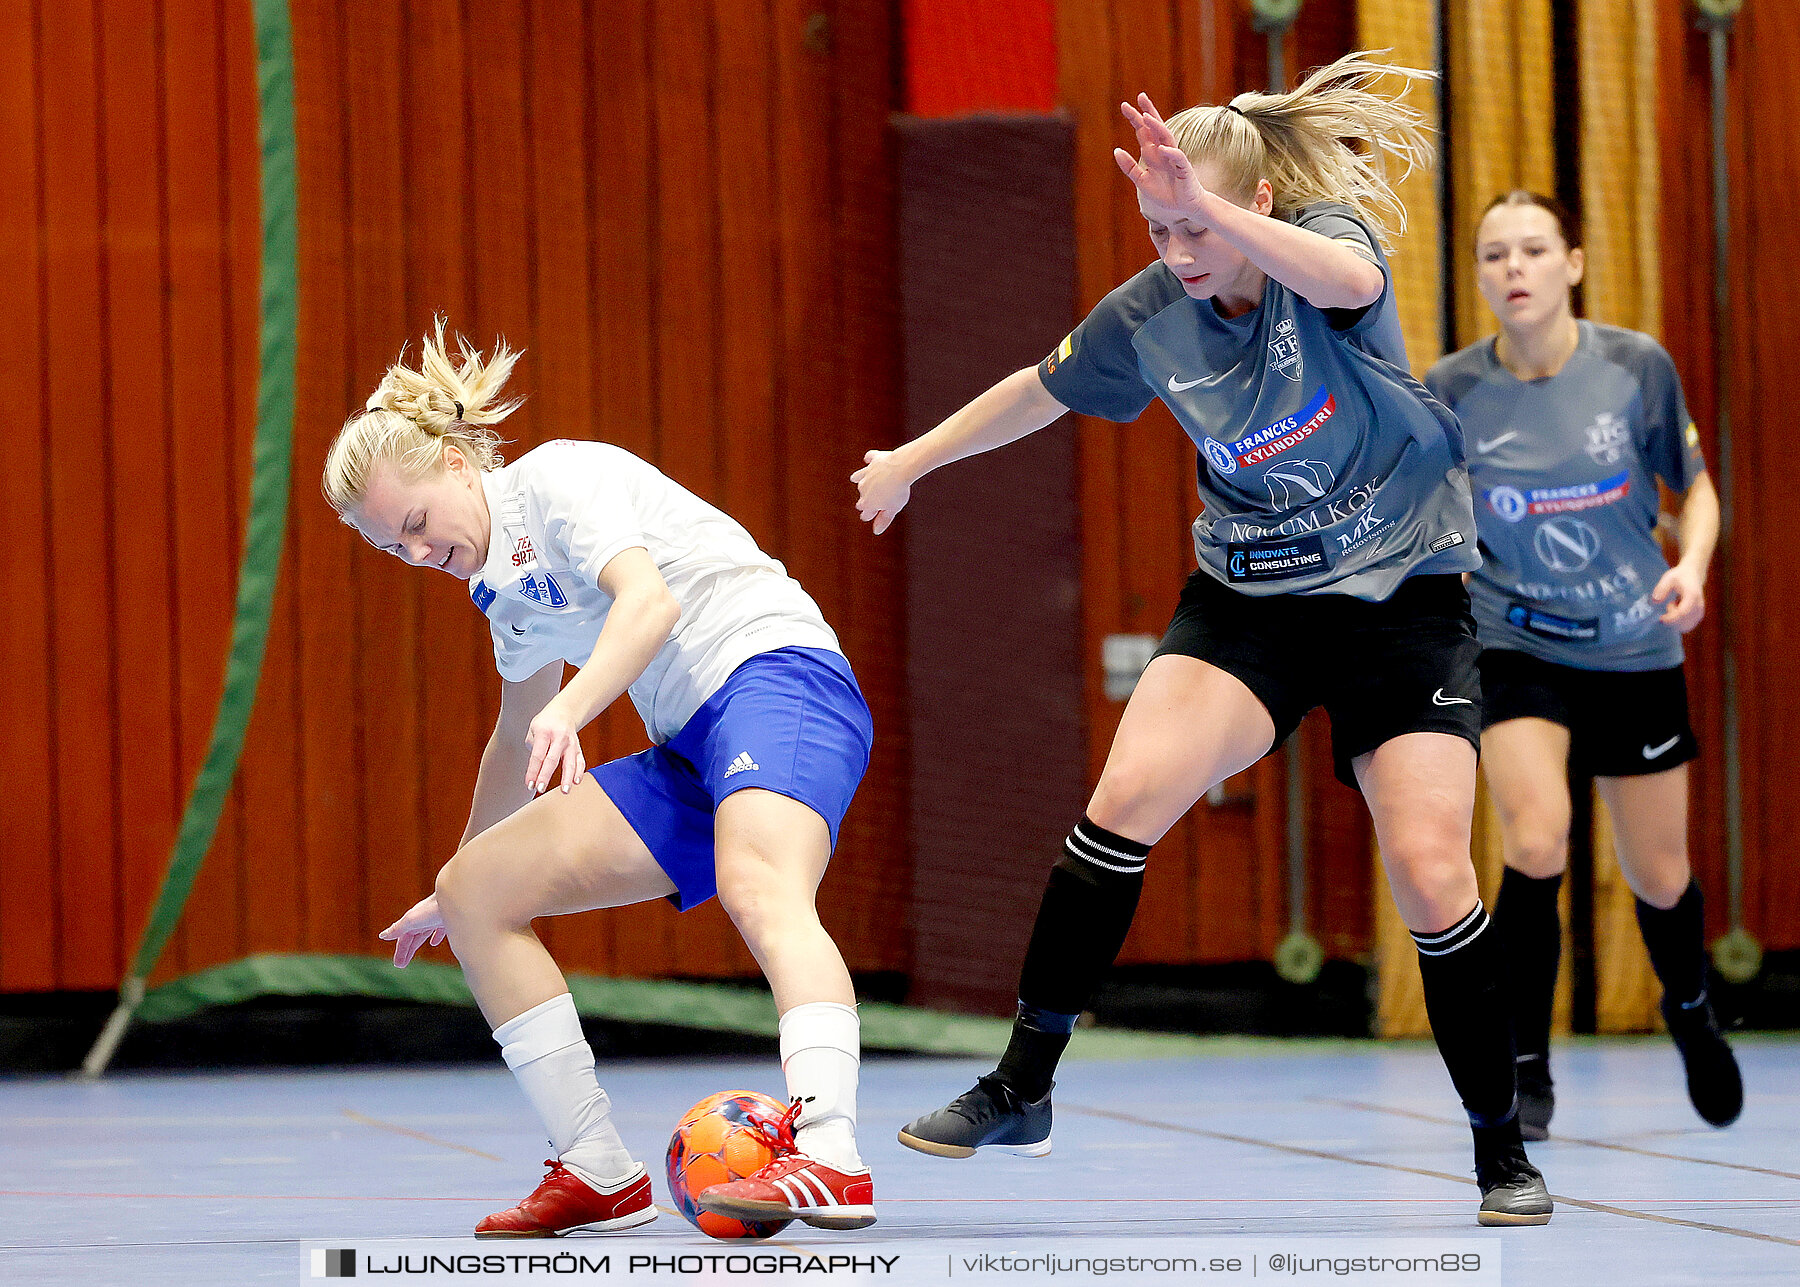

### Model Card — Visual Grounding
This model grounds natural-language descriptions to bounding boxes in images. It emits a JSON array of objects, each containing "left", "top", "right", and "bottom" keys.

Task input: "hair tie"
[
  {"left": 452, "top": 400, "right": 464, "bottom": 421},
  {"left": 1225, "top": 103, "right": 1246, "bottom": 117}
]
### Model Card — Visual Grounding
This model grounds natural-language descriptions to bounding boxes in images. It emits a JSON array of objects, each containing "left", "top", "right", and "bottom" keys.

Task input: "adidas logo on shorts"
[{"left": 723, "top": 751, "right": 760, "bottom": 779}]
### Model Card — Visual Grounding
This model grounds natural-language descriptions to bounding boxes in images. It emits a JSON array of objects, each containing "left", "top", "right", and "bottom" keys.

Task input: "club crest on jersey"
[
  {"left": 1584, "top": 410, "right": 1630, "bottom": 465},
  {"left": 1268, "top": 317, "right": 1302, "bottom": 380},
  {"left": 517, "top": 571, "right": 567, "bottom": 608}
]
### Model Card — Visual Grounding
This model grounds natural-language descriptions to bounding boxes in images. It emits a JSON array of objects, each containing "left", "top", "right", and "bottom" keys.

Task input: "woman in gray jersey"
[
  {"left": 855, "top": 53, "right": 1550, "bottom": 1226},
  {"left": 1426, "top": 191, "right": 1739, "bottom": 1139}
]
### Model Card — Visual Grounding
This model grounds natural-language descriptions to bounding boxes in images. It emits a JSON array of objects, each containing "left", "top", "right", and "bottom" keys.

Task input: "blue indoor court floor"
[{"left": 3, "top": 1037, "right": 1796, "bottom": 1285}]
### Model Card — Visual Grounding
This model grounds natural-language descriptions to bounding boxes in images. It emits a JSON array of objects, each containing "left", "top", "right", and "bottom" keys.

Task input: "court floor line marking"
[
  {"left": 1316, "top": 1096, "right": 1800, "bottom": 1183},
  {"left": 339, "top": 1109, "right": 504, "bottom": 1162},
  {"left": 1060, "top": 1102, "right": 1800, "bottom": 1247},
  {"left": 7, "top": 1189, "right": 1784, "bottom": 1208}
]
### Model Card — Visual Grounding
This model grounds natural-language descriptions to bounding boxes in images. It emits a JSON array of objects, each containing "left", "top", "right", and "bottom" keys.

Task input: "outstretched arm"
[
  {"left": 1114, "top": 94, "right": 1385, "bottom": 311},
  {"left": 853, "top": 366, "right": 1070, "bottom": 534}
]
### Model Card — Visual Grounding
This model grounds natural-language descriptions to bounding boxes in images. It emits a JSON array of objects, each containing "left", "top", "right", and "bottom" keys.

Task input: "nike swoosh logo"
[
  {"left": 1476, "top": 432, "right": 1517, "bottom": 454},
  {"left": 1167, "top": 374, "right": 1204, "bottom": 392},
  {"left": 509, "top": 624, "right": 526, "bottom": 635},
  {"left": 1643, "top": 735, "right": 1680, "bottom": 758},
  {"left": 1432, "top": 688, "right": 1473, "bottom": 706}
]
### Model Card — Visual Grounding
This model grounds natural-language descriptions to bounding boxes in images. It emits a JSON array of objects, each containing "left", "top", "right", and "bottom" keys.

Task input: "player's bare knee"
[
  {"left": 1086, "top": 767, "right": 1164, "bottom": 835},
  {"left": 1387, "top": 845, "right": 1478, "bottom": 921},
  {"left": 1507, "top": 831, "right": 1570, "bottom": 880},
  {"left": 1625, "top": 857, "right": 1690, "bottom": 910},
  {"left": 435, "top": 843, "right": 522, "bottom": 930}
]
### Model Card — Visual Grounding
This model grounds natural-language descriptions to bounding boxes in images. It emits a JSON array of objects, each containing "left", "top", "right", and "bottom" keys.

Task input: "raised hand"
[
  {"left": 378, "top": 893, "right": 447, "bottom": 968},
  {"left": 852, "top": 449, "right": 913, "bottom": 536},
  {"left": 1113, "top": 93, "right": 1209, "bottom": 219}
]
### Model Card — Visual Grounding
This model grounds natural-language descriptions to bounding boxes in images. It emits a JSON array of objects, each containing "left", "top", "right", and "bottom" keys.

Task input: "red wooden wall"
[
  {"left": 1657, "top": 0, "right": 1800, "bottom": 951},
  {"left": 0, "top": 0, "right": 906, "bottom": 993},
  {"left": 5, "top": 0, "right": 1797, "bottom": 1000}
]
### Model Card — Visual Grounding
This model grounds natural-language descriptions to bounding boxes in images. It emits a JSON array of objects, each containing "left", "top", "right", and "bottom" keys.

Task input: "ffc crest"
[
  {"left": 1584, "top": 410, "right": 1630, "bottom": 465},
  {"left": 1268, "top": 317, "right": 1302, "bottom": 381}
]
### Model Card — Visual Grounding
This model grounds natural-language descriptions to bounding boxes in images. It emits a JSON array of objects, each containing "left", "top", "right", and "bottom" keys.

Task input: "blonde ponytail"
[
  {"left": 323, "top": 317, "right": 523, "bottom": 516},
  {"left": 1163, "top": 50, "right": 1434, "bottom": 251}
]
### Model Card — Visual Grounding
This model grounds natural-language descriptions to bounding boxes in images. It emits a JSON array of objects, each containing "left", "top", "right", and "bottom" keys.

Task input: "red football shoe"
[
  {"left": 695, "top": 1100, "right": 876, "bottom": 1230},
  {"left": 475, "top": 1160, "right": 657, "bottom": 1237}
]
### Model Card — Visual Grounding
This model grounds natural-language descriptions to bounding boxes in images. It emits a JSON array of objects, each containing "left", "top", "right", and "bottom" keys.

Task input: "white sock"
[
  {"left": 779, "top": 1000, "right": 863, "bottom": 1171},
  {"left": 493, "top": 993, "right": 638, "bottom": 1190}
]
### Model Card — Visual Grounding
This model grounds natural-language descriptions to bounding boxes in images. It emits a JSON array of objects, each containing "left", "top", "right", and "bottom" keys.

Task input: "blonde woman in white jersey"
[{"left": 324, "top": 323, "right": 876, "bottom": 1236}]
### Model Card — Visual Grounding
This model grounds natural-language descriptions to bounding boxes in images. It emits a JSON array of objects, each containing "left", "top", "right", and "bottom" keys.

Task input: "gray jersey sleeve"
[
  {"left": 1292, "top": 206, "right": 1391, "bottom": 335},
  {"left": 1622, "top": 334, "right": 1706, "bottom": 491},
  {"left": 1039, "top": 264, "right": 1184, "bottom": 422}
]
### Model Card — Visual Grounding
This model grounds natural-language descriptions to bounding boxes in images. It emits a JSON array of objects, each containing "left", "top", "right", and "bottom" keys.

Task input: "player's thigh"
[
  {"left": 1086, "top": 653, "right": 1278, "bottom": 843},
  {"left": 1356, "top": 731, "right": 1480, "bottom": 930},
  {"left": 713, "top": 787, "right": 833, "bottom": 909},
  {"left": 438, "top": 775, "right": 675, "bottom": 922},
  {"left": 1481, "top": 717, "right": 1575, "bottom": 863}
]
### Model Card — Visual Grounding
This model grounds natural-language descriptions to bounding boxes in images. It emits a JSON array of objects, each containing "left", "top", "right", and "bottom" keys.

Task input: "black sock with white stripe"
[
  {"left": 1413, "top": 901, "right": 1521, "bottom": 1139},
  {"left": 996, "top": 818, "right": 1151, "bottom": 1102}
]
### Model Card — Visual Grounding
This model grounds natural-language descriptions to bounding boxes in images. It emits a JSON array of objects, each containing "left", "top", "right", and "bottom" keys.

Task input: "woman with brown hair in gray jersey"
[
  {"left": 854, "top": 52, "right": 1551, "bottom": 1226},
  {"left": 1426, "top": 191, "right": 1738, "bottom": 1140}
]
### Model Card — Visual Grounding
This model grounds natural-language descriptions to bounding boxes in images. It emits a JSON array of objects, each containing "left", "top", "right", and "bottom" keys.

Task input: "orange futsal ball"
[{"left": 666, "top": 1090, "right": 794, "bottom": 1240}]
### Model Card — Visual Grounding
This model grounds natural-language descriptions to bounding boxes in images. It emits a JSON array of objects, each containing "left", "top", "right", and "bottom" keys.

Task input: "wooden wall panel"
[
  {"left": 41, "top": 0, "right": 122, "bottom": 990},
  {"left": 0, "top": 0, "right": 57, "bottom": 991},
  {"left": 100, "top": 0, "right": 186, "bottom": 985},
  {"left": 825, "top": 0, "right": 909, "bottom": 976}
]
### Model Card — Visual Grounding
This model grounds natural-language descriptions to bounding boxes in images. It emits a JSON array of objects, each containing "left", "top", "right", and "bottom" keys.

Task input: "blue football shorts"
[{"left": 591, "top": 647, "right": 873, "bottom": 911}]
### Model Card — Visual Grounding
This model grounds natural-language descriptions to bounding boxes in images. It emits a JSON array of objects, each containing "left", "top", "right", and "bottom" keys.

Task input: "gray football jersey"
[
  {"left": 1425, "top": 322, "right": 1706, "bottom": 670},
  {"left": 1040, "top": 202, "right": 1478, "bottom": 600}
]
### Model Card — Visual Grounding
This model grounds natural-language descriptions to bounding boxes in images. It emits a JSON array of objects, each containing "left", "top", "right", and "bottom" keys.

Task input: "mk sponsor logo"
[
  {"left": 1613, "top": 592, "right": 1658, "bottom": 637},
  {"left": 1335, "top": 503, "right": 1390, "bottom": 554}
]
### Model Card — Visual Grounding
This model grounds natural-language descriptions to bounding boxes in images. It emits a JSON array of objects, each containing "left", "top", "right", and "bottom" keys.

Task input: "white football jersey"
[{"left": 469, "top": 439, "right": 841, "bottom": 742}]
